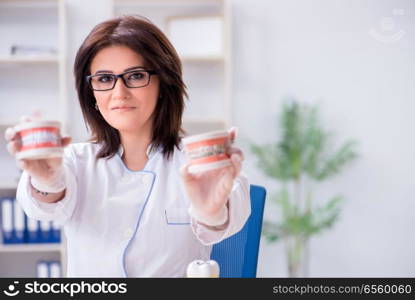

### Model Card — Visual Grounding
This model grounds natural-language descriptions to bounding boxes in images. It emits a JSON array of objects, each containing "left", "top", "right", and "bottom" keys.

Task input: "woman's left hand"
[{"left": 180, "top": 128, "right": 244, "bottom": 226}]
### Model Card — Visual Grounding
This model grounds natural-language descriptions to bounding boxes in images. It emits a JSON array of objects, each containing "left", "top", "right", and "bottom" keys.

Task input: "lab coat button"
[{"left": 124, "top": 228, "right": 134, "bottom": 239}]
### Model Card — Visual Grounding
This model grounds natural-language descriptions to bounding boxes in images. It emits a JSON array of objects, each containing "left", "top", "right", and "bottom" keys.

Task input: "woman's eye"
[
  {"left": 97, "top": 75, "right": 114, "bottom": 83},
  {"left": 128, "top": 72, "right": 145, "bottom": 80}
]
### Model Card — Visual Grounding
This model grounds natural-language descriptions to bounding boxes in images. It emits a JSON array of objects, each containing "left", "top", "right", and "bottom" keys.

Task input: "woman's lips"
[{"left": 112, "top": 107, "right": 136, "bottom": 111}]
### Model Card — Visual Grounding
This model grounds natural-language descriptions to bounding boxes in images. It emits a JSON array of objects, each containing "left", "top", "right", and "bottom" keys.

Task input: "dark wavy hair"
[{"left": 74, "top": 15, "right": 187, "bottom": 160}]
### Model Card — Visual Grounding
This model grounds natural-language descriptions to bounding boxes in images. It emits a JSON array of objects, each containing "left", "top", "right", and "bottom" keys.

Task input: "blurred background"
[{"left": 0, "top": 0, "right": 414, "bottom": 277}]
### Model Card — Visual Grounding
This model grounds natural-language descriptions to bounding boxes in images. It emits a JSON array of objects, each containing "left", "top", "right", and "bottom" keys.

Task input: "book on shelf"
[{"left": 10, "top": 45, "right": 57, "bottom": 57}]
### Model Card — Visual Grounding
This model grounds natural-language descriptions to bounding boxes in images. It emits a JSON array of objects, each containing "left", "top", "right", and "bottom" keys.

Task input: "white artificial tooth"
[
  {"left": 186, "top": 260, "right": 205, "bottom": 278},
  {"left": 186, "top": 259, "right": 220, "bottom": 278},
  {"left": 205, "top": 260, "right": 220, "bottom": 277}
]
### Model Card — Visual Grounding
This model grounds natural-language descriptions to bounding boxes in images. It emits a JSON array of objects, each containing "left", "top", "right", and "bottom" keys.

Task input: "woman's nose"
[{"left": 112, "top": 78, "right": 131, "bottom": 100}]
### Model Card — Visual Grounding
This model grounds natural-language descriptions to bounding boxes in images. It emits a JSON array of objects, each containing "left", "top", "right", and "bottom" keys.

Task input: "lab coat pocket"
[{"left": 165, "top": 207, "right": 191, "bottom": 225}]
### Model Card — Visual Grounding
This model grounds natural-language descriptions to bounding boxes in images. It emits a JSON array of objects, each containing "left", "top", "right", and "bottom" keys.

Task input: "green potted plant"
[{"left": 251, "top": 98, "right": 358, "bottom": 277}]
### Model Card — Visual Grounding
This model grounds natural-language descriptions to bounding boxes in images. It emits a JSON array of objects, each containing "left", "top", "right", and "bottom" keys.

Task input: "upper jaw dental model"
[{"left": 15, "top": 120, "right": 63, "bottom": 160}]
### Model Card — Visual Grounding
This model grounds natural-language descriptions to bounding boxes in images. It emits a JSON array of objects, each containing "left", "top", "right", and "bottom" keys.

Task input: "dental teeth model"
[
  {"left": 186, "top": 260, "right": 220, "bottom": 278},
  {"left": 182, "top": 130, "right": 233, "bottom": 173},
  {"left": 15, "top": 120, "right": 63, "bottom": 160}
]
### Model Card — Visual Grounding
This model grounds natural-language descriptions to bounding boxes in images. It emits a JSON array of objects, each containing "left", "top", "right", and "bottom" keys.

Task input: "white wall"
[
  {"left": 231, "top": 0, "right": 415, "bottom": 276},
  {"left": 63, "top": 0, "right": 415, "bottom": 276}
]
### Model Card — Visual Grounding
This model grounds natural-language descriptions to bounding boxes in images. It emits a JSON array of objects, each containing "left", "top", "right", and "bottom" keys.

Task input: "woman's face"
[{"left": 89, "top": 45, "right": 159, "bottom": 134}]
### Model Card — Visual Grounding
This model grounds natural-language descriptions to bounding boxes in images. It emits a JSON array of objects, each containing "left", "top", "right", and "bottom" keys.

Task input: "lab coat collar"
[{"left": 117, "top": 143, "right": 158, "bottom": 159}]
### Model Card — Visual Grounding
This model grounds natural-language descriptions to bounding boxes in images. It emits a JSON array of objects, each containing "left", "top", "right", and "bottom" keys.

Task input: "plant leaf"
[{"left": 315, "top": 141, "right": 358, "bottom": 180}]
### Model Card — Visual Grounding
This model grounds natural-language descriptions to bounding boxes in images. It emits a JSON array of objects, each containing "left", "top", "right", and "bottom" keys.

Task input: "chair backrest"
[{"left": 210, "top": 184, "right": 266, "bottom": 278}]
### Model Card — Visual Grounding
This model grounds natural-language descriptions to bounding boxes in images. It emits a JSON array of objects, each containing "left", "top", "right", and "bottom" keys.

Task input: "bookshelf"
[{"left": 0, "top": 0, "right": 67, "bottom": 278}]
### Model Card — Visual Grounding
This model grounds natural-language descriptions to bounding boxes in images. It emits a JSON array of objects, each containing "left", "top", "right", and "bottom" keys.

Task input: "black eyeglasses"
[{"left": 86, "top": 69, "right": 157, "bottom": 91}]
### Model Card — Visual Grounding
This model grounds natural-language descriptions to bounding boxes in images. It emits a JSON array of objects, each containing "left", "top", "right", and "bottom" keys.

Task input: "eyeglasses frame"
[{"left": 86, "top": 69, "right": 157, "bottom": 91}]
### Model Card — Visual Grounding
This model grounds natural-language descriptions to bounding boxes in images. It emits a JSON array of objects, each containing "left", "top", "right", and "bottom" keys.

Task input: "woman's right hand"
[{"left": 4, "top": 120, "right": 72, "bottom": 193}]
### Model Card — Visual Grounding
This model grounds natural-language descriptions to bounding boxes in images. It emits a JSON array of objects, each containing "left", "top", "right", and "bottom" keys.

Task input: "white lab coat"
[{"left": 16, "top": 142, "right": 250, "bottom": 277}]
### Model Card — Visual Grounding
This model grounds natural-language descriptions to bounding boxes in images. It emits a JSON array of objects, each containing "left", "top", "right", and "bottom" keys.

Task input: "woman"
[{"left": 5, "top": 15, "right": 250, "bottom": 277}]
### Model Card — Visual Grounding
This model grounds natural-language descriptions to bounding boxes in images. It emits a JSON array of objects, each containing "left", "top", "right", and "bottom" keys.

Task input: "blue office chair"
[{"left": 210, "top": 184, "right": 266, "bottom": 278}]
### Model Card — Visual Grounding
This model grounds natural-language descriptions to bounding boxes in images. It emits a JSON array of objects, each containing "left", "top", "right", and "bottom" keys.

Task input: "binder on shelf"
[
  {"left": 49, "top": 261, "right": 61, "bottom": 278},
  {"left": 51, "top": 221, "right": 61, "bottom": 243},
  {"left": 39, "top": 220, "right": 52, "bottom": 243},
  {"left": 36, "top": 261, "right": 49, "bottom": 278},
  {"left": 26, "top": 216, "right": 40, "bottom": 244},
  {"left": 1, "top": 197, "right": 61, "bottom": 245},
  {"left": 36, "top": 260, "right": 62, "bottom": 278},
  {"left": 13, "top": 200, "right": 25, "bottom": 244},
  {"left": 1, "top": 198, "right": 14, "bottom": 244}
]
